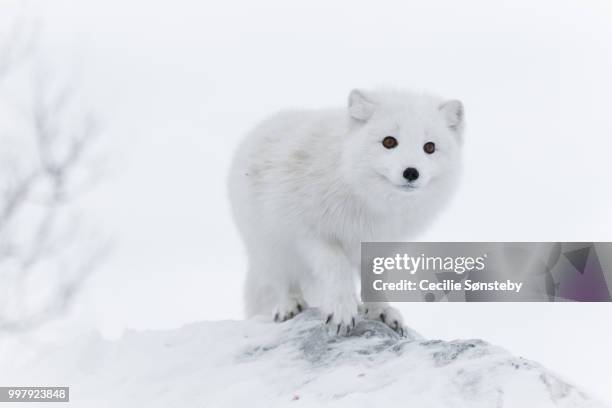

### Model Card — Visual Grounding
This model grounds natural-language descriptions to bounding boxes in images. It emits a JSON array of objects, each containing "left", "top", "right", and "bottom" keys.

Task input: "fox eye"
[
  {"left": 423, "top": 142, "right": 436, "bottom": 154},
  {"left": 382, "top": 136, "right": 398, "bottom": 149}
]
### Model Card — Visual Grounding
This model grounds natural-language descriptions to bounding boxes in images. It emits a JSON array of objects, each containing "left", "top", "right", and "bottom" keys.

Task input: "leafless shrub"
[{"left": 0, "top": 17, "right": 108, "bottom": 333}]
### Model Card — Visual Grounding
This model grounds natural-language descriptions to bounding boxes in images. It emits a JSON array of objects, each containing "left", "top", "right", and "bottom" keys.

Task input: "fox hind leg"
[{"left": 244, "top": 244, "right": 307, "bottom": 322}]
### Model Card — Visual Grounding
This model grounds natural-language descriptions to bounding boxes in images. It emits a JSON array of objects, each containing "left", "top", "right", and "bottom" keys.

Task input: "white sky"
[{"left": 2, "top": 0, "right": 612, "bottom": 403}]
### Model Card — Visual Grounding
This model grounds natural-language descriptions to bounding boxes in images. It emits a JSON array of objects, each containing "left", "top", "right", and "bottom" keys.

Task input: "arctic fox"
[{"left": 228, "top": 89, "right": 464, "bottom": 335}]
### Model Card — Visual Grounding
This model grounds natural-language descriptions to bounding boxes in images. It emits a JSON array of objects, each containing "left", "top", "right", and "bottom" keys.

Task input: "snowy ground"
[{"left": 1, "top": 309, "right": 609, "bottom": 408}]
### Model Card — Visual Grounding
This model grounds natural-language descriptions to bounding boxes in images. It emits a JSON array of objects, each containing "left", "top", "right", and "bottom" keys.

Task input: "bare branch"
[
  {"left": 0, "top": 17, "right": 108, "bottom": 334},
  {"left": 0, "top": 239, "right": 111, "bottom": 333}
]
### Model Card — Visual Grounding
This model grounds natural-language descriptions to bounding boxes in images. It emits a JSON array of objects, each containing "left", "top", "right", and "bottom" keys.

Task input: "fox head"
[{"left": 341, "top": 88, "right": 465, "bottom": 213}]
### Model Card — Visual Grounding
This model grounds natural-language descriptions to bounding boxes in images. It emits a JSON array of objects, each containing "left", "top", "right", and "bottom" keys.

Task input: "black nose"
[{"left": 403, "top": 167, "right": 419, "bottom": 182}]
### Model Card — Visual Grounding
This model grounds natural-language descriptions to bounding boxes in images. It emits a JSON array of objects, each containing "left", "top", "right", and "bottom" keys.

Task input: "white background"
[{"left": 2, "top": 0, "right": 612, "bottom": 403}]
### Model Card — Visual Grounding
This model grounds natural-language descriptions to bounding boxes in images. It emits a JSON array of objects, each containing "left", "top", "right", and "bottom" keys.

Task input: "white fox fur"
[{"left": 228, "top": 88, "right": 464, "bottom": 335}]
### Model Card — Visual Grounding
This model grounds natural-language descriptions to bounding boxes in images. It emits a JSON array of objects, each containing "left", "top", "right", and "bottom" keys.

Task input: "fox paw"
[
  {"left": 361, "top": 304, "right": 406, "bottom": 336},
  {"left": 273, "top": 297, "right": 307, "bottom": 322},
  {"left": 323, "top": 298, "right": 359, "bottom": 336}
]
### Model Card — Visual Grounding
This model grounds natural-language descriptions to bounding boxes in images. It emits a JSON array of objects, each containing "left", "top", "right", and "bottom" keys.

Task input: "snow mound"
[{"left": 4, "top": 309, "right": 608, "bottom": 408}]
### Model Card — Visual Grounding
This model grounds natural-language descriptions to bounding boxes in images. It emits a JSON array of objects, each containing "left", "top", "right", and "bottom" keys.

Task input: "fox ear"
[
  {"left": 439, "top": 100, "right": 464, "bottom": 132},
  {"left": 348, "top": 89, "right": 375, "bottom": 122}
]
